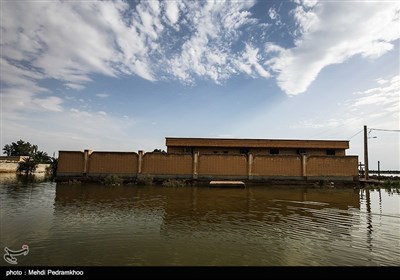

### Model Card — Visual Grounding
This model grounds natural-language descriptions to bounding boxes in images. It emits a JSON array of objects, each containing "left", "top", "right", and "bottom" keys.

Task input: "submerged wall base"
[{"left": 55, "top": 173, "right": 358, "bottom": 186}]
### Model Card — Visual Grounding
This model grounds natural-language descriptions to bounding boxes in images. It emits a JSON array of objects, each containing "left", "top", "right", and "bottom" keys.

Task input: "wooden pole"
[{"left": 364, "top": 125, "right": 369, "bottom": 180}]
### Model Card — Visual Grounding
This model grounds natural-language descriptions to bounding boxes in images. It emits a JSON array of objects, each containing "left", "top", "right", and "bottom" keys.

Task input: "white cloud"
[
  {"left": 95, "top": 93, "right": 110, "bottom": 98},
  {"left": 1, "top": 0, "right": 157, "bottom": 91},
  {"left": 350, "top": 75, "right": 400, "bottom": 118},
  {"left": 376, "top": 78, "right": 388, "bottom": 85},
  {"left": 1, "top": 0, "right": 269, "bottom": 93},
  {"left": 268, "top": 7, "right": 278, "bottom": 20},
  {"left": 70, "top": 108, "right": 92, "bottom": 118},
  {"left": 291, "top": 5, "right": 319, "bottom": 35},
  {"left": 293, "top": 0, "right": 318, "bottom": 9},
  {"left": 165, "top": 1, "right": 180, "bottom": 25},
  {"left": 294, "top": 75, "right": 399, "bottom": 132},
  {"left": 66, "top": 83, "right": 85, "bottom": 91},
  {"left": 1, "top": 58, "right": 64, "bottom": 115},
  {"left": 2, "top": 0, "right": 398, "bottom": 104},
  {"left": 267, "top": 1, "right": 400, "bottom": 95},
  {"left": 166, "top": 1, "right": 263, "bottom": 83},
  {"left": 234, "top": 44, "right": 270, "bottom": 78},
  {"left": 1, "top": 0, "right": 165, "bottom": 123},
  {"left": 0, "top": 58, "right": 45, "bottom": 92},
  {"left": 33, "top": 96, "right": 64, "bottom": 112}
]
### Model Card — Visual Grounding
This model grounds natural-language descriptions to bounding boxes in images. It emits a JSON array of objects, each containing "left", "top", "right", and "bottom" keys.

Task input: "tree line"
[{"left": 2, "top": 139, "right": 57, "bottom": 175}]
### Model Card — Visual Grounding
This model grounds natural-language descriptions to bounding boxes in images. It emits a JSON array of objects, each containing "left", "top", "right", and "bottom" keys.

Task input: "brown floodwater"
[{"left": 0, "top": 174, "right": 399, "bottom": 266}]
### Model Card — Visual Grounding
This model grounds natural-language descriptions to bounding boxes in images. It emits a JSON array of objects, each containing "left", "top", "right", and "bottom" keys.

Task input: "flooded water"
[{"left": 1, "top": 174, "right": 399, "bottom": 266}]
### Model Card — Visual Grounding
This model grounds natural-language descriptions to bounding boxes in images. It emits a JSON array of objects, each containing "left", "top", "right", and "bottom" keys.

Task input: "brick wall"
[
  {"left": 57, "top": 150, "right": 358, "bottom": 180},
  {"left": 307, "top": 156, "right": 358, "bottom": 177},
  {"left": 88, "top": 152, "right": 138, "bottom": 175},
  {"left": 142, "top": 153, "right": 192, "bottom": 175},
  {"left": 252, "top": 155, "right": 302, "bottom": 176},
  {"left": 198, "top": 154, "right": 247, "bottom": 176},
  {"left": 58, "top": 151, "right": 84, "bottom": 175}
]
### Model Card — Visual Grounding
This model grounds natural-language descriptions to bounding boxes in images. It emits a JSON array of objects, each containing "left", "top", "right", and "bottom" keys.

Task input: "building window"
[
  {"left": 213, "top": 151, "right": 218, "bottom": 154},
  {"left": 297, "top": 149, "right": 306, "bottom": 154},
  {"left": 223, "top": 151, "right": 228, "bottom": 154},
  {"left": 326, "top": 149, "right": 335, "bottom": 156},
  {"left": 239, "top": 148, "right": 249, "bottom": 155},
  {"left": 270, "top": 149, "right": 279, "bottom": 155},
  {"left": 183, "top": 147, "right": 193, "bottom": 154}
]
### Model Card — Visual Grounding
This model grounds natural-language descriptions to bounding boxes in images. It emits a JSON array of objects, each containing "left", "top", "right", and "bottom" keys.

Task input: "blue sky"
[{"left": 1, "top": 0, "right": 399, "bottom": 169}]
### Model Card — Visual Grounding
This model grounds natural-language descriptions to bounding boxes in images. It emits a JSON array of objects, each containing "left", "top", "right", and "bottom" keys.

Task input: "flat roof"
[{"left": 166, "top": 137, "right": 349, "bottom": 149}]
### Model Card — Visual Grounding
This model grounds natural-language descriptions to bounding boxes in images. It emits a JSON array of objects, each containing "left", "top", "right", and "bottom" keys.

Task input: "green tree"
[
  {"left": 3, "top": 140, "right": 38, "bottom": 156},
  {"left": 17, "top": 156, "right": 37, "bottom": 175},
  {"left": 4, "top": 140, "right": 57, "bottom": 176},
  {"left": 34, "top": 151, "right": 51, "bottom": 164},
  {"left": 153, "top": 149, "right": 166, "bottom": 153}
]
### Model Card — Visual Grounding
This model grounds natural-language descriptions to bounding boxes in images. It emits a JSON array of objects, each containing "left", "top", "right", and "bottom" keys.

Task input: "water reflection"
[
  {"left": 1, "top": 178, "right": 399, "bottom": 266},
  {"left": 52, "top": 184, "right": 366, "bottom": 265},
  {"left": 54, "top": 184, "right": 361, "bottom": 224},
  {"left": 0, "top": 173, "right": 50, "bottom": 185}
]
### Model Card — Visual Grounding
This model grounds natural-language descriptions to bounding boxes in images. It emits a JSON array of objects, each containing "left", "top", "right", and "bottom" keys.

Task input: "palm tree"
[{"left": 17, "top": 157, "right": 37, "bottom": 175}]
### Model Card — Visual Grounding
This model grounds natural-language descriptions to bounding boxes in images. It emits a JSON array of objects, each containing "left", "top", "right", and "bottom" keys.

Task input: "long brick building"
[{"left": 57, "top": 137, "right": 359, "bottom": 182}]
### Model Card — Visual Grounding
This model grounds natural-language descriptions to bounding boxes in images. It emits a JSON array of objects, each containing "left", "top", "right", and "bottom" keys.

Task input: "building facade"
[
  {"left": 166, "top": 137, "right": 348, "bottom": 156},
  {"left": 57, "top": 137, "right": 359, "bottom": 182}
]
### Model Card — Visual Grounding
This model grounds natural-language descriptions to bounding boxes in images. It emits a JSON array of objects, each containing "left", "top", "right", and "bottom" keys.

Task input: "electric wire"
[
  {"left": 370, "top": 128, "right": 400, "bottom": 132},
  {"left": 348, "top": 129, "right": 363, "bottom": 140}
]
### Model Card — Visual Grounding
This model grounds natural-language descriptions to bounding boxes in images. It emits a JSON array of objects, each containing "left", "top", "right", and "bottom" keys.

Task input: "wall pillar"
[
  {"left": 193, "top": 152, "right": 199, "bottom": 179},
  {"left": 138, "top": 150, "right": 144, "bottom": 174},
  {"left": 83, "top": 149, "right": 92, "bottom": 175},
  {"left": 302, "top": 154, "right": 307, "bottom": 178},
  {"left": 247, "top": 153, "right": 253, "bottom": 180}
]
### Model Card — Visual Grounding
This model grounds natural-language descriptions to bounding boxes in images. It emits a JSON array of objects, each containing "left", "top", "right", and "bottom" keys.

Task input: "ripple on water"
[{"left": 1, "top": 183, "right": 399, "bottom": 266}]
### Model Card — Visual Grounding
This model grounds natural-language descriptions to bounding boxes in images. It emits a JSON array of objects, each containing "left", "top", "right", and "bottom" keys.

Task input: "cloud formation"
[
  {"left": 293, "top": 75, "right": 400, "bottom": 131},
  {"left": 351, "top": 75, "right": 400, "bottom": 121},
  {"left": 1, "top": 0, "right": 399, "bottom": 103},
  {"left": 1, "top": 0, "right": 267, "bottom": 90},
  {"left": 267, "top": 1, "right": 400, "bottom": 95}
]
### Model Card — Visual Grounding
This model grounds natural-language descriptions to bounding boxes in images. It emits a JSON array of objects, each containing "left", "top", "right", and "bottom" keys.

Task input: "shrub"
[
  {"left": 137, "top": 174, "right": 154, "bottom": 185},
  {"left": 103, "top": 174, "right": 123, "bottom": 186},
  {"left": 162, "top": 179, "right": 186, "bottom": 188},
  {"left": 67, "top": 179, "right": 82, "bottom": 184},
  {"left": 383, "top": 180, "right": 400, "bottom": 189}
]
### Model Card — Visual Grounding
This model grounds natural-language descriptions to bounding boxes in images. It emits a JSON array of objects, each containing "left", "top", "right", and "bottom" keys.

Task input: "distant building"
[
  {"left": 0, "top": 156, "right": 49, "bottom": 173},
  {"left": 166, "top": 137, "right": 349, "bottom": 156}
]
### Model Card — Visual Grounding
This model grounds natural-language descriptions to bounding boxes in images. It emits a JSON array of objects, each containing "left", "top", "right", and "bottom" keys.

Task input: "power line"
[
  {"left": 347, "top": 127, "right": 399, "bottom": 141},
  {"left": 370, "top": 128, "right": 400, "bottom": 132},
  {"left": 348, "top": 129, "right": 363, "bottom": 140}
]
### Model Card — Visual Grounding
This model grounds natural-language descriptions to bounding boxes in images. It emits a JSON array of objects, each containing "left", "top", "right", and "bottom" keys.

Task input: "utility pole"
[
  {"left": 378, "top": 161, "right": 380, "bottom": 179},
  {"left": 364, "top": 125, "right": 369, "bottom": 180}
]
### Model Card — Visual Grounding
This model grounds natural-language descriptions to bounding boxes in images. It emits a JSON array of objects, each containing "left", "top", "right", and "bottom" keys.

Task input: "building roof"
[{"left": 166, "top": 137, "right": 349, "bottom": 149}]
